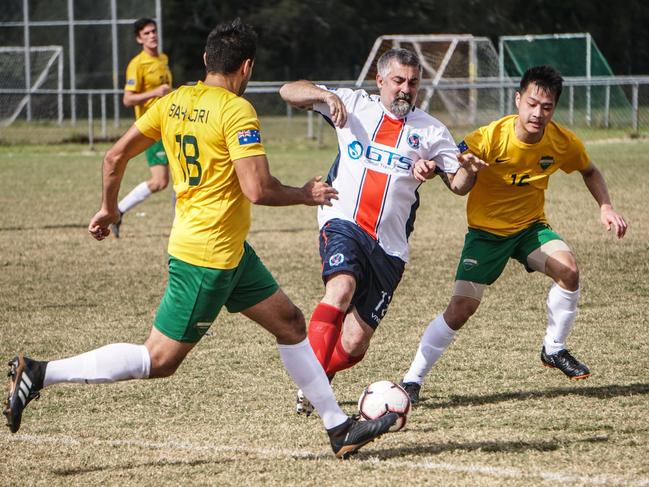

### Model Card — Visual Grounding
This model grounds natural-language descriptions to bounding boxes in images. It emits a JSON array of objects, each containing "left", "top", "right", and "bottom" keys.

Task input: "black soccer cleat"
[
  {"left": 328, "top": 412, "right": 398, "bottom": 459},
  {"left": 399, "top": 381, "right": 421, "bottom": 405},
  {"left": 4, "top": 355, "right": 47, "bottom": 433},
  {"left": 541, "top": 346, "right": 591, "bottom": 380}
]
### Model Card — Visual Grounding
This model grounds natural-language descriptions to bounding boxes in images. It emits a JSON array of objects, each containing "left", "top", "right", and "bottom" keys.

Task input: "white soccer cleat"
[{"left": 295, "top": 389, "right": 315, "bottom": 417}]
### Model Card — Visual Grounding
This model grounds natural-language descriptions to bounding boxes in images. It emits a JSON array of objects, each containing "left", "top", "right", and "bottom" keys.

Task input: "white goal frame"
[{"left": 0, "top": 46, "right": 64, "bottom": 126}]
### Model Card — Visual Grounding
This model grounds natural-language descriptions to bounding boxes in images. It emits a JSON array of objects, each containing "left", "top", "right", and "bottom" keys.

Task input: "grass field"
[{"left": 1, "top": 117, "right": 648, "bottom": 486}]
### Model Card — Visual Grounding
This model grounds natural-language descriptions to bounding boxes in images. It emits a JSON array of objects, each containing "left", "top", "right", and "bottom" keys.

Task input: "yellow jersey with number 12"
[
  {"left": 459, "top": 115, "right": 590, "bottom": 236},
  {"left": 124, "top": 51, "right": 172, "bottom": 119},
  {"left": 135, "top": 81, "right": 266, "bottom": 269}
]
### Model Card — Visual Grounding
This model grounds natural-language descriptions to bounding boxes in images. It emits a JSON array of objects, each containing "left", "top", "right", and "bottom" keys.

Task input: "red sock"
[
  {"left": 307, "top": 302, "right": 345, "bottom": 369},
  {"left": 325, "top": 335, "right": 365, "bottom": 376}
]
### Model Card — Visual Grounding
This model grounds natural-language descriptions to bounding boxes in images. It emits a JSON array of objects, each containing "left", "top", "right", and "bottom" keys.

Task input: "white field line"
[{"left": 7, "top": 433, "right": 649, "bottom": 486}]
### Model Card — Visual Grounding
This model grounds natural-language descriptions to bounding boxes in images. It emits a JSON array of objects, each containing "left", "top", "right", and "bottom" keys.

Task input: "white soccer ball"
[{"left": 357, "top": 380, "right": 411, "bottom": 432}]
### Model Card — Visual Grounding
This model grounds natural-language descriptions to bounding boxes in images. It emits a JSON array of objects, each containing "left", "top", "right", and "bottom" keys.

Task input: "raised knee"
[
  {"left": 275, "top": 305, "right": 307, "bottom": 344},
  {"left": 148, "top": 180, "right": 168, "bottom": 193},
  {"left": 149, "top": 354, "right": 183, "bottom": 378},
  {"left": 557, "top": 265, "right": 579, "bottom": 290},
  {"left": 445, "top": 299, "right": 479, "bottom": 329}
]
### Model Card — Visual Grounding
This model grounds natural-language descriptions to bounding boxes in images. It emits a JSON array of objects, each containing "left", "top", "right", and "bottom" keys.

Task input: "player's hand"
[
  {"left": 88, "top": 208, "right": 119, "bottom": 241},
  {"left": 324, "top": 92, "right": 347, "bottom": 128},
  {"left": 155, "top": 84, "right": 171, "bottom": 98},
  {"left": 600, "top": 205, "right": 628, "bottom": 239},
  {"left": 457, "top": 152, "right": 488, "bottom": 173},
  {"left": 302, "top": 176, "right": 339, "bottom": 206},
  {"left": 413, "top": 159, "right": 437, "bottom": 182}
]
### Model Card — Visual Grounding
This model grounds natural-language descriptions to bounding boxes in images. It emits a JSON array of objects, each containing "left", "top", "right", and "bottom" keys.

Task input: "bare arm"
[
  {"left": 413, "top": 153, "right": 487, "bottom": 195},
  {"left": 279, "top": 80, "right": 347, "bottom": 127},
  {"left": 234, "top": 155, "right": 338, "bottom": 206},
  {"left": 123, "top": 84, "right": 171, "bottom": 108},
  {"left": 580, "top": 162, "right": 628, "bottom": 238},
  {"left": 88, "top": 125, "right": 156, "bottom": 240}
]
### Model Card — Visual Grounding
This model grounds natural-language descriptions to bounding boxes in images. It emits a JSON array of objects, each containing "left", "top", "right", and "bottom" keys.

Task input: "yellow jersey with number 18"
[
  {"left": 124, "top": 51, "right": 172, "bottom": 119},
  {"left": 459, "top": 115, "right": 590, "bottom": 236},
  {"left": 135, "top": 81, "right": 266, "bottom": 269}
]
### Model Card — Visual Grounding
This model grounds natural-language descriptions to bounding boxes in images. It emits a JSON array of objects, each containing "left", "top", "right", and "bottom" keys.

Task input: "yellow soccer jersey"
[
  {"left": 135, "top": 81, "right": 266, "bottom": 269},
  {"left": 460, "top": 114, "right": 590, "bottom": 236},
  {"left": 124, "top": 51, "right": 172, "bottom": 119}
]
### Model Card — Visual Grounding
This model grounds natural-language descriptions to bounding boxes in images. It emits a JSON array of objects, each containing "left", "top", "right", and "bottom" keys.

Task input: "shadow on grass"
[
  {"left": 52, "top": 458, "right": 221, "bottom": 476},
  {"left": 417, "top": 383, "right": 649, "bottom": 410},
  {"left": 0, "top": 224, "right": 87, "bottom": 232},
  {"left": 361, "top": 435, "right": 609, "bottom": 460}
]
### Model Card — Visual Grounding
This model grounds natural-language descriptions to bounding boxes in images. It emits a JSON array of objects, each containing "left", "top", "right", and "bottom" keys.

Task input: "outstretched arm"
[
  {"left": 234, "top": 155, "right": 338, "bottom": 207},
  {"left": 88, "top": 125, "right": 156, "bottom": 240},
  {"left": 580, "top": 162, "right": 628, "bottom": 238},
  {"left": 417, "top": 152, "right": 488, "bottom": 195},
  {"left": 279, "top": 80, "right": 347, "bottom": 128},
  {"left": 123, "top": 85, "right": 171, "bottom": 107}
]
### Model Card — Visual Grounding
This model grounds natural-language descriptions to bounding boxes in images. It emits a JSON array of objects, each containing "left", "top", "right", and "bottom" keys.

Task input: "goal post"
[
  {"left": 0, "top": 46, "right": 64, "bottom": 127},
  {"left": 356, "top": 34, "right": 505, "bottom": 126},
  {"left": 498, "top": 33, "right": 629, "bottom": 126}
]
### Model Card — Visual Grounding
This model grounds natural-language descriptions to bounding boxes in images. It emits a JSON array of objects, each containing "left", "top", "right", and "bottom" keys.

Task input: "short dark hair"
[
  {"left": 134, "top": 18, "right": 156, "bottom": 37},
  {"left": 520, "top": 65, "right": 564, "bottom": 103},
  {"left": 205, "top": 18, "right": 257, "bottom": 75},
  {"left": 377, "top": 48, "right": 421, "bottom": 77}
]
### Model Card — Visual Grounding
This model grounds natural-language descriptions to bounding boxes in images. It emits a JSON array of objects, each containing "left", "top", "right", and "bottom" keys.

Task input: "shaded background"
[{"left": 164, "top": 0, "right": 649, "bottom": 82}]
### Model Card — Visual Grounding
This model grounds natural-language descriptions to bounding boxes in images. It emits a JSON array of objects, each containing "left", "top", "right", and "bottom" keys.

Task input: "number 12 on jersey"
[{"left": 175, "top": 134, "right": 203, "bottom": 187}]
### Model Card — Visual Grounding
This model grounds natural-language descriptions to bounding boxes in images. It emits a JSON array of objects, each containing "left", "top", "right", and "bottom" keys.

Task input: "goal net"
[
  {"left": 0, "top": 46, "right": 63, "bottom": 126},
  {"left": 356, "top": 34, "right": 506, "bottom": 126},
  {"left": 499, "top": 33, "right": 631, "bottom": 127}
]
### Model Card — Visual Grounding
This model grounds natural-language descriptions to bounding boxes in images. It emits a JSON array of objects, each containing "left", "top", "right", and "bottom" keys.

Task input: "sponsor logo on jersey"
[
  {"left": 407, "top": 133, "right": 421, "bottom": 149},
  {"left": 463, "top": 258, "right": 478, "bottom": 270},
  {"left": 495, "top": 157, "right": 509, "bottom": 163},
  {"left": 457, "top": 140, "right": 469, "bottom": 153},
  {"left": 539, "top": 155, "right": 555, "bottom": 170},
  {"left": 237, "top": 129, "right": 261, "bottom": 145},
  {"left": 126, "top": 79, "right": 136, "bottom": 85},
  {"left": 347, "top": 140, "right": 413, "bottom": 172},
  {"left": 348, "top": 141, "right": 363, "bottom": 159},
  {"left": 329, "top": 253, "right": 345, "bottom": 267}
]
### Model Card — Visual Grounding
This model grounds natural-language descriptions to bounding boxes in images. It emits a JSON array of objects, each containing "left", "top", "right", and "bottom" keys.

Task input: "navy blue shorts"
[{"left": 319, "top": 219, "right": 405, "bottom": 329}]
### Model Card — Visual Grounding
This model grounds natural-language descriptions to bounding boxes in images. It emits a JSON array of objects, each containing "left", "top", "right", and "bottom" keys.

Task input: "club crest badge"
[
  {"left": 407, "top": 133, "right": 421, "bottom": 149},
  {"left": 463, "top": 258, "right": 478, "bottom": 271},
  {"left": 539, "top": 155, "right": 555, "bottom": 170}
]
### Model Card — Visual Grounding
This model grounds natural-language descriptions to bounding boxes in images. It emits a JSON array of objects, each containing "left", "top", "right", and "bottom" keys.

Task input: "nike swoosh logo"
[{"left": 495, "top": 158, "right": 508, "bottom": 163}]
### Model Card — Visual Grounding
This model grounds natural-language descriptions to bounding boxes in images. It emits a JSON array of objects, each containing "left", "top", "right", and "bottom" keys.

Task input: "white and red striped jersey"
[{"left": 313, "top": 87, "right": 459, "bottom": 262}]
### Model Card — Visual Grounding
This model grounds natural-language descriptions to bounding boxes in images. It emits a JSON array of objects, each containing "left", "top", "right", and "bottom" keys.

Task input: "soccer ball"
[{"left": 357, "top": 380, "right": 411, "bottom": 432}]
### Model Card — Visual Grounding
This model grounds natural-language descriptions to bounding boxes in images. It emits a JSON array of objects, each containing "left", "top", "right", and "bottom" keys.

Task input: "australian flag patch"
[
  {"left": 457, "top": 140, "right": 469, "bottom": 153},
  {"left": 237, "top": 129, "right": 261, "bottom": 145}
]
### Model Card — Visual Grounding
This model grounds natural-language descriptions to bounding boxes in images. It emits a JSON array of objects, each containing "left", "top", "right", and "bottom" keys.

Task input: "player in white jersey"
[{"left": 280, "top": 48, "right": 487, "bottom": 415}]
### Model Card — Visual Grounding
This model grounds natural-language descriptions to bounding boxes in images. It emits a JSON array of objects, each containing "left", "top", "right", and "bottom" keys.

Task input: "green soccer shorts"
[
  {"left": 455, "top": 222, "right": 563, "bottom": 285},
  {"left": 145, "top": 139, "right": 168, "bottom": 166},
  {"left": 154, "top": 242, "right": 279, "bottom": 343}
]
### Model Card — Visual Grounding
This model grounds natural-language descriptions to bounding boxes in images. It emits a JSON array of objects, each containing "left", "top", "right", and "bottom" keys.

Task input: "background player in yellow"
[
  {"left": 111, "top": 17, "right": 173, "bottom": 237},
  {"left": 4, "top": 19, "right": 399, "bottom": 459},
  {"left": 400, "top": 65, "right": 628, "bottom": 403}
]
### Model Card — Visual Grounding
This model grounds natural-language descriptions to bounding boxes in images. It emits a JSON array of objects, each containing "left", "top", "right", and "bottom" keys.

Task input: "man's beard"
[{"left": 390, "top": 94, "right": 412, "bottom": 117}]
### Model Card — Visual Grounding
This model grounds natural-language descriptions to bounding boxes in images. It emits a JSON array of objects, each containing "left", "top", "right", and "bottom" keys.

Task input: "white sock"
[
  {"left": 277, "top": 338, "right": 348, "bottom": 430},
  {"left": 403, "top": 314, "right": 457, "bottom": 385},
  {"left": 117, "top": 182, "right": 152, "bottom": 214},
  {"left": 43, "top": 343, "right": 151, "bottom": 387},
  {"left": 544, "top": 284, "right": 580, "bottom": 354}
]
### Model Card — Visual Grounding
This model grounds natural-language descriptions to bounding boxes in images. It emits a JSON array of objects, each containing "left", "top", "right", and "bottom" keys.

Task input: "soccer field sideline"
[{"left": 7, "top": 433, "right": 649, "bottom": 486}]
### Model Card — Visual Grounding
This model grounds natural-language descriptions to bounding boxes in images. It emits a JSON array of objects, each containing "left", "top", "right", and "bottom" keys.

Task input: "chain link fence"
[{"left": 1, "top": 76, "right": 648, "bottom": 148}]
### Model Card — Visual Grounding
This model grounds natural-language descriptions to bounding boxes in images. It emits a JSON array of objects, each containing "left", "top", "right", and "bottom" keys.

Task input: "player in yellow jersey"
[
  {"left": 3, "top": 19, "right": 398, "bottom": 458},
  {"left": 111, "top": 18, "right": 173, "bottom": 238},
  {"left": 400, "top": 65, "right": 628, "bottom": 403}
]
